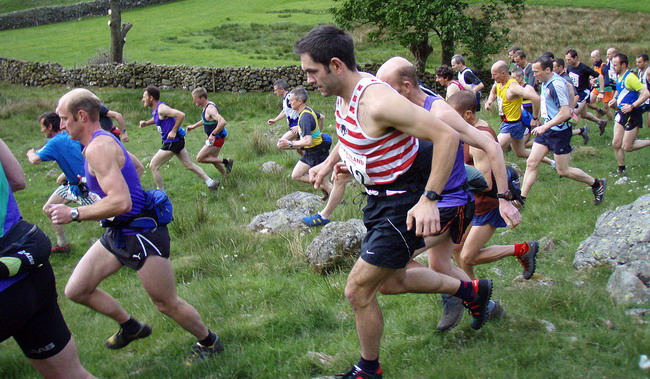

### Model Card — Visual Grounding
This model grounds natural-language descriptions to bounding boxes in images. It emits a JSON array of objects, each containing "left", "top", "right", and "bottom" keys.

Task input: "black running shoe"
[
  {"left": 487, "top": 299, "right": 506, "bottom": 321},
  {"left": 105, "top": 322, "right": 152, "bottom": 349},
  {"left": 517, "top": 241, "right": 538, "bottom": 280},
  {"left": 332, "top": 365, "right": 383, "bottom": 379},
  {"left": 184, "top": 337, "right": 224, "bottom": 367},
  {"left": 463, "top": 280, "right": 493, "bottom": 330},
  {"left": 598, "top": 120, "right": 607, "bottom": 136},
  {"left": 581, "top": 126, "right": 590, "bottom": 145},
  {"left": 224, "top": 159, "right": 234, "bottom": 173},
  {"left": 592, "top": 179, "right": 606, "bottom": 205},
  {"left": 436, "top": 294, "right": 464, "bottom": 332}
]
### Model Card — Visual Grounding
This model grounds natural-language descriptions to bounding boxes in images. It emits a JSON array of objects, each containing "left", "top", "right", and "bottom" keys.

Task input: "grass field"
[{"left": 0, "top": 82, "right": 649, "bottom": 378}]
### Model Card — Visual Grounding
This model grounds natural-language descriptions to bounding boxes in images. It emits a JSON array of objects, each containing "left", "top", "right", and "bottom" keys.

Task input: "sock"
[
  {"left": 199, "top": 331, "right": 217, "bottom": 347},
  {"left": 454, "top": 280, "right": 479, "bottom": 302},
  {"left": 514, "top": 242, "right": 530, "bottom": 257},
  {"left": 591, "top": 179, "right": 600, "bottom": 189},
  {"left": 358, "top": 356, "right": 380, "bottom": 373},
  {"left": 521, "top": 196, "right": 527, "bottom": 203},
  {"left": 0, "top": 262, "right": 8, "bottom": 279},
  {"left": 579, "top": 127, "right": 585, "bottom": 135},
  {"left": 120, "top": 317, "right": 141, "bottom": 334},
  {"left": 618, "top": 165, "right": 626, "bottom": 172},
  {"left": 55, "top": 232, "right": 68, "bottom": 247}
]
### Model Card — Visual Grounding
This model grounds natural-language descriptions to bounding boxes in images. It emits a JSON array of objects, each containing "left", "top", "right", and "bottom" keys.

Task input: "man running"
[
  {"left": 139, "top": 86, "right": 220, "bottom": 190},
  {"left": 187, "top": 87, "right": 234, "bottom": 176},
  {"left": 26, "top": 112, "right": 98, "bottom": 254},
  {"left": 267, "top": 79, "right": 300, "bottom": 129},
  {"left": 435, "top": 64, "right": 465, "bottom": 100},
  {"left": 298, "top": 26, "right": 501, "bottom": 378},
  {"left": 608, "top": 53, "right": 650, "bottom": 177},
  {"left": 565, "top": 49, "right": 608, "bottom": 133},
  {"left": 277, "top": 87, "right": 332, "bottom": 198},
  {"left": 523, "top": 56, "right": 607, "bottom": 205},
  {"left": 451, "top": 54, "right": 484, "bottom": 110},
  {"left": 48, "top": 88, "right": 223, "bottom": 366},
  {"left": 513, "top": 50, "right": 535, "bottom": 87},
  {"left": 1, "top": 138, "right": 95, "bottom": 379},
  {"left": 587, "top": 50, "right": 614, "bottom": 126},
  {"left": 100, "top": 103, "right": 129, "bottom": 142},
  {"left": 636, "top": 54, "right": 650, "bottom": 127}
]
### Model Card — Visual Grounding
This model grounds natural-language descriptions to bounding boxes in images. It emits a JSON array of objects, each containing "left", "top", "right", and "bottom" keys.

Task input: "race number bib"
[
  {"left": 497, "top": 96, "right": 504, "bottom": 116},
  {"left": 156, "top": 125, "right": 162, "bottom": 134},
  {"left": 569, "top": 71, "right": 579, "bottom": 88},
  {"left": 540, "top": 94, "right": 548, "bottom": 121},
  {"left": 339, "top": 145, "right": 374, "bottom": 186}
]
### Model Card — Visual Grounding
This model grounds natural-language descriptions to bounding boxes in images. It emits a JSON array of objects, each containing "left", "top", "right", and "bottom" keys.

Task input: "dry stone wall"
[{"left": 0, "top": 0, "right": 177, "bottom": 31}]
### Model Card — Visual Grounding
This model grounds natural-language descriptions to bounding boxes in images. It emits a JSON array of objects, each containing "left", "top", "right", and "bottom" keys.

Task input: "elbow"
[{"left": 11, "top": 180, "right": 27, "bottom": 192}]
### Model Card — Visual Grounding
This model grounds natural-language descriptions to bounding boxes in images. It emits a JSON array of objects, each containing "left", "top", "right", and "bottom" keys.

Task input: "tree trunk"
[
  {"left": 408, "top": 35, "right": 433, "bottom": 76},
  {"left": 440, "top": 34, "right": 455, "bottom": 68},
  {"left": 109, "top": 0, "right": 132, "bottom": 64}
]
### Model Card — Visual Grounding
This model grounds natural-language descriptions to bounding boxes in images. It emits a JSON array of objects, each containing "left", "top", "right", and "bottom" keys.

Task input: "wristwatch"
[
  {"left": 422, "top": 190, "right": 443, "bottom": 201},
  {"left": 288, "top": 141, "right": 293, "bottom": 149},
  {"left": 496, "top": 190, "right": 514, "bottom": 201},
  {"left": 70, "top": 208, "right": 81, "bottom": 222}
]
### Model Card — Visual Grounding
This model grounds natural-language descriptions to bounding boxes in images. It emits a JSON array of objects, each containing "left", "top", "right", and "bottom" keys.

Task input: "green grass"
[
  {"left": 1, "top": 82, "right": 649, "bottom": 378},
  {"left": 526, "top": 0, "right": 650, "bottom": 13}
]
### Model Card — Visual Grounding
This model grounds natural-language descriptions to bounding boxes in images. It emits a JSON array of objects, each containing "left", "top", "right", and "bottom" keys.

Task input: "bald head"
[
  {"left": 376, "top": 56, "right": 419, "bottom": 96},
  {"left": 591, "top": 50, "right": 601, "bottom": 60},
  {"left": 606, "top": 47, "right": 618, "bottom": 61},
  {"left": 57, "top": 88, "right": 101, "bottom": 122},
  {"left": 491, "top": 60, "right": 509, "bottom": 74}
]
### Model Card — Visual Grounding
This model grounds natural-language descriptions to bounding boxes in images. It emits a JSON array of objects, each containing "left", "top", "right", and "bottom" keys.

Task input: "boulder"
[
  {"left": 247, "top": 208, "right": 309, "bottom": 233},
  {"left": 277, "top": 191, "right": 322, "bottom": 213},
  {"left": 305, "top": 219, "right": 366, "bottom": 274},
  {"left": 606, "top": 265, "right": 650, "bottom": 305},
  {"left": 261, "top": 161, "right": 284, "bottom": 173}
]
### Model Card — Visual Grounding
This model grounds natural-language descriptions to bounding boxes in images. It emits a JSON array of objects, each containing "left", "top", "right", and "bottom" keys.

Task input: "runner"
[
  {"left": 49, "top": 88, "right": 224, "bottom": 366},
  {"left": 187, "top": 87, "right": 234, "bottom": 176},
  {"left": 267, "top": 79, "right": 300, "bottom": 129},
  {"left": 636, "top": 53, "right": 650, "bottom": 127},
  {"left": 451, "top": 54, "right": 484, "bottom": 111},
  {"left": 522, "top": 56, "right": 607, "bottom": 205},
  {"left": 1, "top": 138, "right": 94, "bottom": 379},
  {"left": 608, "top": 53, "right": 650, "bottom": 177},
  {"left": 588, "top": 50, "right": 614, "bottom": 125},
  {"left": 297, "top": 27, "right": 496, "bottom": 378},
  {"left": 435, "top": 64, "right": 465, "bottom": 100},
  {"left": 565, "top": 49, "right": 608, "bottom": 133},
  {"left": 139, "top": 86, "right": 220, "bottom": 190}
]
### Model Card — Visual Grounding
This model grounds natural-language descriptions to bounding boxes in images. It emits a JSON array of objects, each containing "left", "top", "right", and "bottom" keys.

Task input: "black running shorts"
[{"left": 100, "top": 226, "right": 171, "bottom": 271}]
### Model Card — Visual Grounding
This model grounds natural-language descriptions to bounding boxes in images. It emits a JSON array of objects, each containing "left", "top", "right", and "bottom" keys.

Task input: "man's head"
[
  {"left": 295, "top": 25, "right": 356, "bottom": 97},
  {"left": 611, "top": 53, "right": 629, "bottom": 75},
  {"left": 434, "top": 65, "right": 455, "bottom": 87},
  {"left": 508, "top": 46, "right": 521, "bottom": 62},
  {"left": 142, "top": 85, "right": 160, "bottom": 108},
  {"left": 636, "top": 54, "right": 649, "bottom": 71},
  {"left": 553, "top": 58, "right": 566, "bottom": 75},
  {"left": 376, "top": 57, "right": 420, "bottom": 100},
  {"left": 511, "top": 68, "right": 525, "bottom": 85},
  {"left": 543, "top": 51, "right": 555, "bottom": 60},
  {"left": 288, "top": 87, "right": 308, "bottom": 110},
  {"left": 56, "top": 88, "right": 101, "bottom": 141},
  {"left": 272, "top": 79, "right": 289, "bottom": 97},
  {"left": 38, "top": 112, "right": 61, "bottom": 138},
  {"left": 590, "top": 50, "right": 601, "bottom": 65},
  {"left": 490, "top": 60, "right": 510, "bottom": 84},
  {"left": 606, "top": 47, "right": 618, "bottom": 62},
  {"left": 191, "top": 87, "right": 208, "bottom": 107},
  {"left": 513, "top": 50, "right": 527, "bottom": 68},
  {"left": 450, "top": 54, "right": 465, "bottom": 72},
  {"left": 565, "top": 49, "right": 579, "bottom": 67},
  {"left": 447, "top": 90, "right": 477, "bottom": 122},
  {"left": 532, "top": 55, "right": 554, "bottom": 83}
]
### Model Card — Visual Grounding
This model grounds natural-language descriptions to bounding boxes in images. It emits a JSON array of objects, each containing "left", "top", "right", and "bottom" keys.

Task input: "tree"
[
  {"left": 332, "top": 0, "right": 524, "bottom": 73},
  {"left": 109, "top": 0, "right": 133, "bottom": 64}
]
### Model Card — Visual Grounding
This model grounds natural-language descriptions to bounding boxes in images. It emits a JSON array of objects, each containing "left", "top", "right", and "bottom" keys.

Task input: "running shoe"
[
  {"left": 51, "top": 243, "right": 71, "bottom": 254},
  {"left": 592, "top": 179, "right": 607, "bottom": 205},
  {"left": 224, "top": 159, "right": 234, "bottom": 173},
  {"left": 436, "top": 294, "right": 464, "bottom": 332},
  {"left": 463, "top": 279, "right": 493, "bottom": 330},
  {"left": 598, "top": 120, "right": 607, "bottom": 136},
  {"left": 517, "top": 241, "right": 538, "bottom": 280},
  {"left": 184, "top": 338, "right": 224, "bottom": 367},
  {"left": 207, "top": 179, "right": 220, "bottom": 191},
  {"left": 302, "top": 213, "right": 331, "bottom": 227},
  {"left": 581, "top": 126, "right": 590, "bottom": 145},
  {"left": 487, "top": 299, "right": 506, "bottom": 321},
  {"left": 105, "top": 322, "right": 152, "bottom": 349},
  {"left": 332, "top": 365, "right": 383, "bottom": 379},
  {"left": 610, "top": 169, "right": 628, "bottom": 178},
  {"left": 550, "top": 160, "right": 556, "bottom": 170}
]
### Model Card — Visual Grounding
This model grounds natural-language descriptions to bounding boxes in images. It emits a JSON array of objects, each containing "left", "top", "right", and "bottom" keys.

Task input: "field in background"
[{"left": 0, "top": 82, "right": 649, "bottom": 378}]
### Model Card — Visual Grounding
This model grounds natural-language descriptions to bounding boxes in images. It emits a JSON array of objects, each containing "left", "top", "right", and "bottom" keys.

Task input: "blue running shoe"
[{"left": 302, "top": 213, "right": 330, "bottom": 227}]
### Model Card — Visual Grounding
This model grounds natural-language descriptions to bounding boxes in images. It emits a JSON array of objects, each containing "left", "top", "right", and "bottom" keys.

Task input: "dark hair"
[
  {"left": 543, "top": 51, "right": 555, "bottom": 60},
  {"left": 511, "top": 68, "right": 524, "bottom": 78},
  {"left": 295, "top": 25, "right": 357, "bottom": 72},
  {"left": 273, "top": 79, "right": 289, "bottom": 90},
  {"left": 447, "top": 90, "right": 476, "bottom": 113},
  {"left": 513, "top": 50, "right": 527, "bottom": 59},
  {"left": 508, "top": 46, "right": 521, "bottom": 54},
  {"left": 533, "top": 56, "right": 554, "bottom": 71},
  {"left": 39, "top": 112, "right": 61, "bottom": 132},
  {"left": 395, "top": 64, "right": 419, "bottom": 86},
  {"left": 614, "top": 53, "right": 629, "bottom": 67},
  {"left": 554, "top": 58, "right": 565, "bottom": 68},
  {"left": 565, "top": 49, "right": 578, "bottom": 59},
  {"left": 435, "top": 65, "right": 455, "bottom": 81},
  {"left": 145, "top": 85, "right": 160, "bottom": 101},
  {"left": 637, "top": 54, "right": 649, "bottom": 62}
]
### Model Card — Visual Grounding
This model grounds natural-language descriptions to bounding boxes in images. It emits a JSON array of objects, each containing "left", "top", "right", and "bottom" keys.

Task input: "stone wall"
[
  {"left": 0, "top": 57, "right": 492, "bottom": 94},
  {"left": 0, "top": 0, "right": 177, "bottom": 31}
]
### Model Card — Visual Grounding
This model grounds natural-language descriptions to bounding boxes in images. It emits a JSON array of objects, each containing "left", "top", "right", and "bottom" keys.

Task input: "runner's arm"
[
  {"left": 26, "top": 148, "right": 43, "bottom": 164},
  {"left": 0, "top": 139, "right": 26, "bottom": 192},
  {"left": 158, "top": 104, "right": 184, "bottom": 138}
]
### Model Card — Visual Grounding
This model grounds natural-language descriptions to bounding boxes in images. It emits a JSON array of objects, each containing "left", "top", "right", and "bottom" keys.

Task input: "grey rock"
[
  {"left": 247, "top": 208, "right": 309, "bottom": 233},
  {"left": 539, "top": 319, "right": 556, "bottom": 332},
  {"left": 261, "top": 161, "right": 284, "bottom": 173},
  {"left": 625, "top": 308, "right": 650, "bottom": 317},
  {"left": 277, "top": 191, "right": 323, "bottom": 213},
  {"left": 305, "top": 219, "right": 366, "bottom": 274},
  {"left": 606, "top": 265, "right": 650, "bottom": 305}
]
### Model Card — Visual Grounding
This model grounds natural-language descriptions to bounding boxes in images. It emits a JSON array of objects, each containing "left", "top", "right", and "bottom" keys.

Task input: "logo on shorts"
[
  {"left": 365, "top": 251, "right": 375, "bottom": 255},
  {"left": 17, "top": 250, "right": 34, "bottom": 265},
  {"left": 29, "top": 342, "right": 55, "bottom": 355}
]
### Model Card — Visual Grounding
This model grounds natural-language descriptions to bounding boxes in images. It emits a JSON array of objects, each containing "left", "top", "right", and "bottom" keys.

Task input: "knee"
[
  {"left": 525, "top": 158, "right": 539, "bottom": 170},
  {"left": 555, "top": 166, "right": 570, "bottom": 177},
  {"left": 42, "top": 203, "right": 51, "bottom": 214},
  {"left": 344, "top": 281, "right": 374, "bottom": 309},
  {"left": 150, "top": 296, "right": 181, "bottom": 316},
  {"left": 182, "top": 161, "right": 195, "bottom": 170},
  {"left": 623, "top": 144, "right": 634, "bottom": 152},
  {"left": 291, "top": 172, "right": 302, "bottom": 181},
  {"left": 612, "top": 139, "right": 622, "bottom": 149},
  {"left": 64, "top": 282, "right": 88, "bottom": 304},
  {"left": 460, "top": 250, "right": 476, "bottom": 266}
]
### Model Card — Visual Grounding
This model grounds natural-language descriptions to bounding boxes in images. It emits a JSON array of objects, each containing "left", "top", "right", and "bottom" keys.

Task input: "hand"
[
  {"left": 208, "top": 135, "right": 216, "bottom": 144},
  {"left": 331, "top": 162, "right": 350, "bottom": 181},
  {"left": 498, "top": 200, "right": 521, "bottom": 228},
  {"left": 267, "top": 119, "right": 276, "bottom": 125},
  {"left": 407, "top": 197, "right": 440, "bottom": 237},
  {"left": 530, "top": 118, "right": 540, "bottom": 128},
  {"left": 121, "top": 131, "right": 130, "bottom": 142},
  {"left": 531, "top": 125, "right": 547, "bottom": 136},
  {"left": 621, "top": 104, "right": 634, "bottom": 114},
  {"left": 47, "top": 204, "right": 73, "bottom": 225},
  {"left": 608, "top": 99, "right": 616, "bottom": 108},
  {"left": 309, "top": 162, "right": 333, "bottom": 189},
  {"left": 290, "top": 125, "right": 300, "bottom": 136},
  {"left": 597, "top": 93, "right": 604, "bottom": 101},
  {"left": 186, "top": 124, "right": 196, "bottom": 131},
  {"left": 167, "top": 130, "right": 177, "bottom": 139},
  {"left": 485, "top": 102, "right": 492, "bottom": 111},
  {"left": 139, "top": 120, "right": 147, "bottom": 128},
  {"left": 26, "top": 148, "right": 35, "bottom": 156},
  {"left": 277, "top": 139, "right": 290, "bottom": 149}
]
